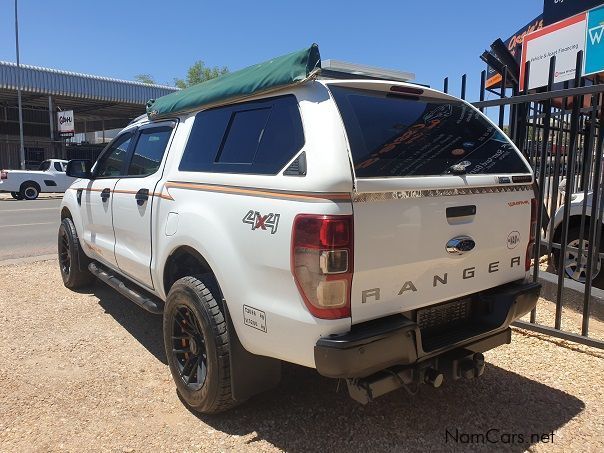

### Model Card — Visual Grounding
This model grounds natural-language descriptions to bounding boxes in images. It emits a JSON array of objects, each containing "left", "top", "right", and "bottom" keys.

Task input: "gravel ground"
[
  {"left": 533, "top": 256, "right": 604, "bottom": 342},
  {"left": 1, "top": 259, "right": 603, "bottom": 452},
  {"left": 519, "top": 290, "right": 604, "bottom": 342}
]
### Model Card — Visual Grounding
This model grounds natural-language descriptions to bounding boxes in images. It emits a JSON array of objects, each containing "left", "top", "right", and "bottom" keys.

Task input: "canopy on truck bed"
[{"left": 146, "top": 44, "right": 321, "bottom": 120}]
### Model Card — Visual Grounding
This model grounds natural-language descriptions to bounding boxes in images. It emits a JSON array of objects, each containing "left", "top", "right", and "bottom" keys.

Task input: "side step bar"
[{"left": 88, "top": 262, "right": 163, "bottom": 315}]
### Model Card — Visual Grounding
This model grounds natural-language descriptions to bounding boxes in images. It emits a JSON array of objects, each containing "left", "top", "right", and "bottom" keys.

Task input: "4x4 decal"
[{"left": 242, "top": 210, "right": 280, "bottom": 234}]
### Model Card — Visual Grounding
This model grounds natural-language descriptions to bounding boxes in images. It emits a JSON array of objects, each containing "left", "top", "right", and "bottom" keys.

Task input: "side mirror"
[{"left": 66, "top": 159, "right": 92, "bottom": 179}]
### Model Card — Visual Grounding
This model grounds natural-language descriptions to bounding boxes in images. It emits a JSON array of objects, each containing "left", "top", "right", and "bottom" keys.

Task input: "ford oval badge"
[{"left": 446, "top": 236, "right": 476, "bottom": 255}]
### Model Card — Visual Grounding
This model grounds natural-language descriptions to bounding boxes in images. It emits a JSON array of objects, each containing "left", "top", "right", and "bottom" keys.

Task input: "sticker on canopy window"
[{"left": 423, "top": 104, "right": 452, "bottom": 123}]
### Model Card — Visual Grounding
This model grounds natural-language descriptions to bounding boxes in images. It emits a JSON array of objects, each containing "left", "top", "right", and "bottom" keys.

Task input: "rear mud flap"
[{"left": 223, "top": 303, "right": 282, "bottom": 402}]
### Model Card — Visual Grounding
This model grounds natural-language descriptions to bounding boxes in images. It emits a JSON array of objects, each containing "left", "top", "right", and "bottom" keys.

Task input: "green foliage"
[
  {"left": 134, "top": 61, "right": 228, "bottom": 89},
  {"left": 174, "top": 61, "right": 229, "bottom": 89},
  {"left": 134, "top": 74, "right": 156, "bottom": 85}
]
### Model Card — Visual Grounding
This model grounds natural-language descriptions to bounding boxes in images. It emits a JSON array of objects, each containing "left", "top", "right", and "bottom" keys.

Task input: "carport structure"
[{"left": 0, "top": 61, "right": 178, "bottom": 169}]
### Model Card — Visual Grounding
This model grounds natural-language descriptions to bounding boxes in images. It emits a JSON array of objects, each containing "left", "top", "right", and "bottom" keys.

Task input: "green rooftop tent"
[{"left": 146, "top": 44, "right": 321, "bottom": 120}]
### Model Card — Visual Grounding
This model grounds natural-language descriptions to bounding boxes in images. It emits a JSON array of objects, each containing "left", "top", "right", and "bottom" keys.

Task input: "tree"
[
  {"left": 174, "top": 61, "right": 229, "bottom": 89},
  {"left": 134, "top": 74, "right": 156, "bottom": 85}
]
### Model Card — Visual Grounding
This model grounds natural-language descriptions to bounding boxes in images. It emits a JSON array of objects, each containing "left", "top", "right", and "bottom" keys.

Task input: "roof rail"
[
  {"left": 128, "top": 113, "right": 148, "bottom": 125},
  {"left": 319, "top": 60, "right": 416, "bottom": 83}
]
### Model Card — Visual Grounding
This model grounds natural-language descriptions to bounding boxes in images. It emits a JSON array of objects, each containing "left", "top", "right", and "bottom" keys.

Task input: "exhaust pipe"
[
  {"left": 345, "top": 352, "right": 487, "bottom": 404},
  {"left": 346, "top": 365, "right": 445, "bottom": 404},
  {"left": 460, "top": 353, "right": 485, "bottom": 379},
  {"left": 424, "top": 368, "right": 444, "bottom": 388}
]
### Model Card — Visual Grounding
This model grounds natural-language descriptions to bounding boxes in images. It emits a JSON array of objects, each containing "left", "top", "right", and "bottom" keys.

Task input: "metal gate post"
[{"left": 555, "top": 51, "right": 584, "bottom": 330}]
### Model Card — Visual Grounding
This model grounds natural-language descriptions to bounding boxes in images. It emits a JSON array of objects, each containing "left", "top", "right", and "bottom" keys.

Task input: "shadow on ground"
[
  {"left": 93, "top": 282, "right": 166, "bottom": 364},
  {"left": 92, "top": 282, "right": 584, "bottom": 452},
  {"left": 540, "top": 262, "right": 604, "bottom": 324},
  {"left": 195, "top": 363, "right": 583, "bottom": 452}
]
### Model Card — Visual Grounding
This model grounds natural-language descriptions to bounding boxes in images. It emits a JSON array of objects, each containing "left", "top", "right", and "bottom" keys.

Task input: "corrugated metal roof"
[{"left": 0, "top": 61, "right": 179, "bottom": 104}]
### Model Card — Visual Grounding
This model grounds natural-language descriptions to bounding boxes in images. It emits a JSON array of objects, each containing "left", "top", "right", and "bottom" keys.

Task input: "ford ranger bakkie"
[{"left": 58, "top": 44, "right": 540, "bottom": 413}]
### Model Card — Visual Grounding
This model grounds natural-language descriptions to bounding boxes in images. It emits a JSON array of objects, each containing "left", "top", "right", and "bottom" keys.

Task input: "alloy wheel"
[
  {"left": 24, "top": 187, "right": 38, "bottom": 200},
  {"left": 58, "top": 229, "right": 71, "bottom": 276},
  {"left": 564, "top": 238, "right": 601, "bottom": 283},
  {"left": 171, "top": 305, "right": 208, "bottom": 390}
]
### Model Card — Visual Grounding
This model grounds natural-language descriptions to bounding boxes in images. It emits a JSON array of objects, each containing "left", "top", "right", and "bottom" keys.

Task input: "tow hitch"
[{"left": 346, "top": 352, "right": 486, "bottom": 404}]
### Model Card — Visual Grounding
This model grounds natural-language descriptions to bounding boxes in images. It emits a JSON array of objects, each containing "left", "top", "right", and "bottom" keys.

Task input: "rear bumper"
[{"left": 314, "top": 280, "right": 540, "bottom": 379}]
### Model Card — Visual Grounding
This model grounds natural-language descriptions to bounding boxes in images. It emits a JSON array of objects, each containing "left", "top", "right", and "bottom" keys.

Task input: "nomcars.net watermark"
[{"left": 445, "top": 428, "right": 555, "bottom": 445}]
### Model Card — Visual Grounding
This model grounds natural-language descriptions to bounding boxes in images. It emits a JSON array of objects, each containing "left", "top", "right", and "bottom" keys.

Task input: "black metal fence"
[{"left": 448, "top": 51, "right": 604, "bottom": 349}]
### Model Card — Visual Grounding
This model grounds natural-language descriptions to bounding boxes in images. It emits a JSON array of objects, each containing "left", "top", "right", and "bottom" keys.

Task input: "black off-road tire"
[
  {"left": 163, "top": 276, "right": 237, "bottom": 414},
  {"left": 58, "top": 218, "right": 94, "bottom": 289},
  {"left": 10, "top": 191, "right": 23, "bottom": 200},
  {"left": 552, "top": 226, "right": 604, "bottom": 289},
  {"left": 20, "top": 182, "right": 40, "bottom": 200}
]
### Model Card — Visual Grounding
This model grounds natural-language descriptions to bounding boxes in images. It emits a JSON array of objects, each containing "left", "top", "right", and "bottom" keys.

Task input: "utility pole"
[{"left": 15, "top": 0, "right": 25, "bottom": 169}]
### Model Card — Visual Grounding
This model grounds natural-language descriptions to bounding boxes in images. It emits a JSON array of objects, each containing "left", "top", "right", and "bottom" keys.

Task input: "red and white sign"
[
  {"left": 520, "top": 13, "right": 587, "bottom": 91},
  {"left": 57, "top": 110, "right": 75, "bottom": 138}
]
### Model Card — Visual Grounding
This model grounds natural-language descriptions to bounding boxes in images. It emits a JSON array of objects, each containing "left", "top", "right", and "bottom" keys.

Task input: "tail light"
[
  {"left": 0, "top": 170, "right": 7, "bottom": 180},
  {"left": 291, "top": 214, "right": 353, "bottom": 319},
  {"left": 526, "top": 199, "right": 537, "bottom": 271}
]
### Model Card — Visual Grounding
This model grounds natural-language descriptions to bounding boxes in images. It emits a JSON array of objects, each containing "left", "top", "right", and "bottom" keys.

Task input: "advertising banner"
[
  {"left": 543, "top": 0, "right": 603, "bottom": 26},
  {"left": 57, "top": 110, "right": 75, "bottom": 138},
  {"left": 585, "top": 5, "right": 604, "bottom": 75},
  {"left": 485, "top": 15, "right": 543, "bottom": 89},
  {"left": 520, "top": 13, "right": 586, "bottom": 91}
]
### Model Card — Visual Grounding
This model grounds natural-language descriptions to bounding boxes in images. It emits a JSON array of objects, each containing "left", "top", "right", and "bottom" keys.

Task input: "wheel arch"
[
  {"left": 553, "top": 215, "right": 593, "bottom": 243},
  {"left": 163, "top": 245, "right": 219, "bottom": 297},
  {"left": 59, "top": 190, "right": 88, "bottom": 260},
  {"left": 20, "top": 180, "right": 41, "bottom": 194},
  {"left": 61, "top": 206, "right": 72, "bottom": 220}
]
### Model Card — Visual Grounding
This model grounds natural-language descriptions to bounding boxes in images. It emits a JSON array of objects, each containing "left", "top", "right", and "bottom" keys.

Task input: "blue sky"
[{"left": 0, "top": 0, "right": 543, "bottom": 102}]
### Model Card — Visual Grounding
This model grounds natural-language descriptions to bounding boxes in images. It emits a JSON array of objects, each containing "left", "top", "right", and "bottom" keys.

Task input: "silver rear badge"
[{"left": 446, "top": 236, "right": 476, "bottom": 255}]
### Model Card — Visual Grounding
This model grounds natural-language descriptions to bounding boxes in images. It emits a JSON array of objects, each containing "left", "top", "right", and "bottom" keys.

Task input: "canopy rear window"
[{"left": 330, "top": 86, "right": 530, "bottom": 178}]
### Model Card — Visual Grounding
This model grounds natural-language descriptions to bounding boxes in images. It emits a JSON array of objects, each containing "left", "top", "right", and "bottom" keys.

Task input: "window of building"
[{"left": 26, "top": 148, "right": 46, "bottom": 169}]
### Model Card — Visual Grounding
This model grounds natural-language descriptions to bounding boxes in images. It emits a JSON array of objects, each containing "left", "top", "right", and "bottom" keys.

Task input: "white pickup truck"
[
  {"left": 57, "top": 46, "right": 541, "bottom": 413},
  {"left": 0, "top": 159, "right": 75, "bottom": 200}
]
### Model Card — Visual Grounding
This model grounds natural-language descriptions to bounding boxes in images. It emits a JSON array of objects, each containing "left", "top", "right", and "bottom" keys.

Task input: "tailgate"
[{"left": 351, "top": 184, "right": 533, "bottom": 323}]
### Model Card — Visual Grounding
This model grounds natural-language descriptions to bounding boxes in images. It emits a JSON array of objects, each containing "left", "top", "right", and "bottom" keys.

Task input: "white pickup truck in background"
[{"left": 0, "top": 159, "right": 76, "bottom": 200}]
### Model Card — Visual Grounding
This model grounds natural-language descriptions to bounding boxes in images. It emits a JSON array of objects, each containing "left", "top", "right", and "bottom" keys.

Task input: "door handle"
[
  {"left": 100, "top": 188, "right": 111, "bottom": 202},
  {"left": 135, "top": 188, "right": 149, "bottom": 206}
]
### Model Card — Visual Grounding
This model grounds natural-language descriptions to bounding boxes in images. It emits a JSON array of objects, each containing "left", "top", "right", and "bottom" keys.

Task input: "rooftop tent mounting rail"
[
  {"left": 146, "top": 44, "right": 321, "bottom": 119},
  {"left": 319, "top": 59, "right": 416, "bottom": 83}
]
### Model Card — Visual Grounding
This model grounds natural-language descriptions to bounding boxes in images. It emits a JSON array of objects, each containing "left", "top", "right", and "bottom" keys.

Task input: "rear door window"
[
  {"left": 330, "top": 86, "right": 530, "bottom": 178},
  {"left": 179, "top": 95, "right": 304, "bottom": 175}
]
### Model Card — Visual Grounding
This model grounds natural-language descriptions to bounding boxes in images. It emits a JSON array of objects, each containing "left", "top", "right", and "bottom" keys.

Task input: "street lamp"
[{"left": 14, "top": 0, "right": 25, "bottom": 169}]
